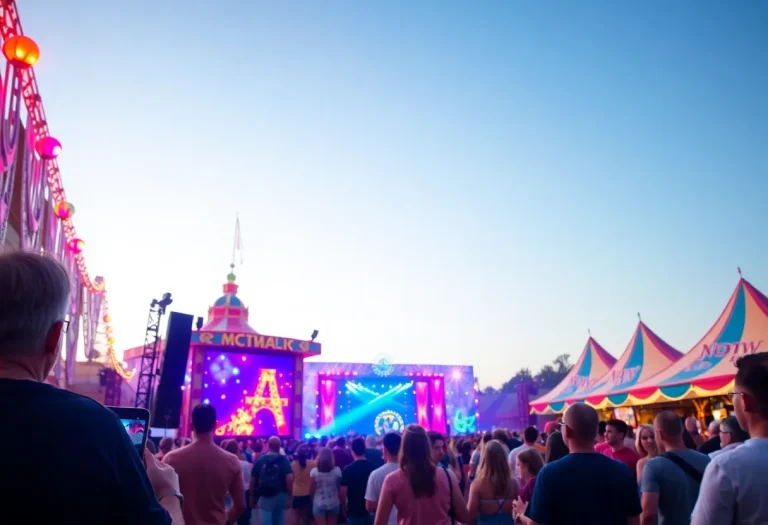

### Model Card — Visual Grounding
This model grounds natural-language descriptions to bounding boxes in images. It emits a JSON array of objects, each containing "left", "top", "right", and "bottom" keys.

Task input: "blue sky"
[{"left": 21, "top": 1, "right": 768, "bottom": 388}]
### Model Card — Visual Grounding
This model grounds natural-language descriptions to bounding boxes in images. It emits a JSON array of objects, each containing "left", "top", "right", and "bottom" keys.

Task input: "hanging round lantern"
[
  {"left": 53, "top": 201, "right": 75, "bottom": 220},
  {"left": 68, "top": 238, "right": 85, "bottom": 254},
  {"left": 108, "top": 337, "right": 115, "bottom": 346},
  {"left": 3, "top": 35, "right": 40, "bottom": 69},
  {"left": 103, "top": 315, "right": 111, "bottom": 323},
  {"left": 35, "top": 136, "right": 62, "bottom": 160}
]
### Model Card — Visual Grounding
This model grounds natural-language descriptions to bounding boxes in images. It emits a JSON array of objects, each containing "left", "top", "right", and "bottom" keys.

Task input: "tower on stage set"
[{"left": 180, "top": 270, "right": 321, "bottom": 438}]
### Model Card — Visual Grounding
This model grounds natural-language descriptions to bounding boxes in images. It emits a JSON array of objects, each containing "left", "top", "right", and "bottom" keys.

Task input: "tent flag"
[
  {"left": 624, "top": 278, "right": 768, "bottom": 404},
  {"left": 529, "top": 337, "right": 616, "bottom": 414},
  {"left": 571, "top": 321, "right": 683, "bottom": 407}
]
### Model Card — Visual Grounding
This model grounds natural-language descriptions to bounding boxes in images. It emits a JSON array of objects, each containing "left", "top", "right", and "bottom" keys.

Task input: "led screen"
[
  {"left": 202, "top": 350, "right": 294, "bottom": 437},
  {"left": 320, "top": 377, "right": 417, "bottom": 436}
]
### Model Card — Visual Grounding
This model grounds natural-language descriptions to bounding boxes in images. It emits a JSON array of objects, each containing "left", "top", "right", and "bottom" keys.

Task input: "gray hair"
[{"left": 0, "top": 250, "right": 71, "bottom": 354}]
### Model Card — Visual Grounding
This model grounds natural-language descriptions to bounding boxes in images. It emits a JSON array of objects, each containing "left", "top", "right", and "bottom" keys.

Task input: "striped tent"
[
  {"left": 617, "top": 277, "right": 768, "bottom": 405},
  {"left": 567, "top": 321, "right": 683, "bottom": 408},
  {"left": 529, "top": 337, "right": 616, "bottom": 414}
]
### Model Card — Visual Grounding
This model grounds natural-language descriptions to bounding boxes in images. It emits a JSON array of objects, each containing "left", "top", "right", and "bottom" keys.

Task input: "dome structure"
[{"left": 200, "top": 268, "right": 259, "bottom": 333}]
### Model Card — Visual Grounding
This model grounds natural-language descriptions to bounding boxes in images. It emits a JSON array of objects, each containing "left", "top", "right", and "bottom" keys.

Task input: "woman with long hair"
[
  {"left": 310, "top": 447, "right": 342, "bottom": 525},
  {"left": 374, "top": 425, "right": 469, "bottom": 525},
  {"left": 544, "top": 431, "right": 569, "bottom": 463},
  {"left": 634, "top": 425, "right": 658, "bottom": 482},
  {"left": 467, "top": 440, "right": 519, "bottom": 525},
  {"left": 511, "top": 449, "right": 545, "bottom": 525},
  {"left": 292, "top": 444, "right": 317, "bottom": 525},
  {"left": 469, "top": 432, "right": 493, "bottom": 482}
]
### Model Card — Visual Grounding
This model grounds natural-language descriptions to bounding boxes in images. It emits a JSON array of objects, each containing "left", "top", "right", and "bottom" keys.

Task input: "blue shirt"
[{"left": 526, "top": 453, "right": 641, "bottom": 525}]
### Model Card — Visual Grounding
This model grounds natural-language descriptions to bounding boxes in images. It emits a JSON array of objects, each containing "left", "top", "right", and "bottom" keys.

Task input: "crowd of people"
[{"left": 2, "top": 251, "right": 768, "bottom": 525}]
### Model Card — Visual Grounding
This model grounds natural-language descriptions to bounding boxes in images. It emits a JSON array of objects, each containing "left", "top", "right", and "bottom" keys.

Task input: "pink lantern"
[
  {"left": 35, "top": 136, "right": 62, "bottom": 160},
  {"left": 53, "top": 201, "right": 75, "bottom": 220},
  {"left": 68, "top": 238, "right": 85, "bottom": 254}
]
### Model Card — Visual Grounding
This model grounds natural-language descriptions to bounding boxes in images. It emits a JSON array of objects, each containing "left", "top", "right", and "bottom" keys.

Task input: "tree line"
[{"left": 482, "top": 353, "right": 573, "bottom": 394}]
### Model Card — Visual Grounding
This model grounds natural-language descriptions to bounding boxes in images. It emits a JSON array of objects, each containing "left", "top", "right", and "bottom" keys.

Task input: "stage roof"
[
  {"left": 529, "top": 337, "right": 616, "bottom": 414},
  {"left": 616, "top": 278, "right": 768, "bottom": 405},
  {"left": 565, "top": 321, "right": 683, "bottom": 409}
]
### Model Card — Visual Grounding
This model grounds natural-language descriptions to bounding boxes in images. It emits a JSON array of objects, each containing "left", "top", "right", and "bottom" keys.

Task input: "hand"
[
  {"left": 512, "top": 496, "right": 527, "bottom": 519},
  {"left": 144, "top": 449, "right": 180, "bottom": 501}
]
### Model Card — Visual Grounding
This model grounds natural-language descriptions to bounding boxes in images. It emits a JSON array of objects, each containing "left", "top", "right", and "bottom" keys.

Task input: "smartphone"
[{"left": 109, "top": 406, "right": 150, "bottom": 460}]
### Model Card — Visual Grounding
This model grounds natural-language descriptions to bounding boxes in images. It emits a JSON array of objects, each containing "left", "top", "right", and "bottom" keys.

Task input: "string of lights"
[{"left": 1, "top": 3, "right": 134, "bottom": 379}]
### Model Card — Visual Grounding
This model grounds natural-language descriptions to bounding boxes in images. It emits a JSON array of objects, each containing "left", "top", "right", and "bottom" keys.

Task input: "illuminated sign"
[
  {"left": 374, "top": 410, "right": 405, "bottom": 435},
  {"left": 192, "top": 331, "right": 321, "bottom": 354}
]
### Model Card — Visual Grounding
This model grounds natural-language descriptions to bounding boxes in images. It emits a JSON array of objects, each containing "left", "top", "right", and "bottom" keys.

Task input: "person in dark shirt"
[
  {"left": 251, "top": 436, "right": 294, "bottom": 524},
  {"left": 0, "top": 252, "right": 180, "bottom": 525},
  {"left": 364, "top": 435, "right": 385, "bottom": 468},
  {"left": 524, "top": 404, "right": 641, "bottom": 525},
  {"left": 341, "top": 438, "right": 376, "bottom": 525},
  {"left": 508, "top": 431, "right": 524, "bottom": 452},
  {"left": 333, "top": 437, "right": 354, "bottom": 471},
  {"left": 698, "top": 420, "right": 722, "bottom": 455}
]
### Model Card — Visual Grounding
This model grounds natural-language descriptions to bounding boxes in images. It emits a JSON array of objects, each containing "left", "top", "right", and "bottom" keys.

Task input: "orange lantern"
[{"left": 3, "top": 35, "right": 40, "bottom": 69}]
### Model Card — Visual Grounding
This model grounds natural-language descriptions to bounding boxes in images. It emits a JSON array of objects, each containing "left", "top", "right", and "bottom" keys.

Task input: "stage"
[{"left": 302, "top": 360, "right": 478, "bottom": 437}]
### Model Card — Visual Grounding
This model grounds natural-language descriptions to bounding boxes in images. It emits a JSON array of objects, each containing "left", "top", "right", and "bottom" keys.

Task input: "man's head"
[
  {"left": 719, "top": 415, "right": 749, "bottom": 447},
  {"left": 654, "top": 411, "right": 684, "bottom": 449},
  {"left": 561, "top": 404, "right": 599, "bottom": 448},
  {"left": 382, "top": 432, "right": 402, "bottom": 463},
  {"left": 0, "top": 251, "right": 71, "bottom": 380},
  {"left": 684, "top": 416, "right": 700, "bottom": 434},
  {"left": 267, "top": 436, "right": 281, "bottom": 453},
  {"left": 351, "top": 437, "right": 366, "bottom": 459},
  {"left": 191, "top": 403, "right": 217, "bottom": 435},
  {"left": 708, "top": 420, "right": 720, "bottom": 437},
  {"left": 335, "top": 437, "right": 346, "bottom": 449},
  {"left": 428, "top": 431, "right": 446, "bottom": 463},
  {"left": 365, "top": 435, "right": 378, "bottom": 449},
  {"left": 492, "top": 428, "right": 508, "bottom": 443},
  {"left": 523, "top": 426, "right": 539, "bottom": 445},
  {"left": 604, "top": 419, "right": 628, "bottom": 447},
  {"left": 733, "top": 353, "right": 768, "bottom": 434},
  {"left": 158, "top": 437, "right": 174, "bottom": 454}
]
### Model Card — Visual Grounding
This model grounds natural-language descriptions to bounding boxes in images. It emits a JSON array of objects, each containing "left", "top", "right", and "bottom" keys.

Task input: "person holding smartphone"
[{"left": 0, "top": 251, "right": 182, "bottom": 525}]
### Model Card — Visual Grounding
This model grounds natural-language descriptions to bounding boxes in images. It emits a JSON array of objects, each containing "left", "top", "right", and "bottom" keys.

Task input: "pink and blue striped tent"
[
  {"left": 619, "top": 278, "right": 768, "bottom": 405},
  {"left": 529, "top": 337, "right": 616, "bottom": 415},
  {"left": 567, "top": 322, "right": 683, "bottom": 408}
]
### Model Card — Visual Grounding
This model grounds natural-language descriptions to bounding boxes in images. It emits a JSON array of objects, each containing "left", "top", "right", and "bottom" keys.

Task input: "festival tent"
[
  {"left": 529, "top": 337, "right": 617, "bottom": 415},
  {"left": 617, "top": 277, "right": 768, "bottom": 406},
  {"left": 565, "top": 321, "right": 684, "bottom": 408}
]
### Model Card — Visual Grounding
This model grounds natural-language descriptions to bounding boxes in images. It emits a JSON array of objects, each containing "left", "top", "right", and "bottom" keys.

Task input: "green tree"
[
  {"left": 500, "top": 368, "right": 534, "bottom": 393},
  {"left": 535, "top": 354, "right": 573, "bottom": 389}
]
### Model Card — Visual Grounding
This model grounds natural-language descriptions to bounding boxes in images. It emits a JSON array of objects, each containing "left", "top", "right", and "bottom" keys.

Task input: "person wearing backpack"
[
  {"left": 641, "top": 411, "right": 710, "bottom": 525},
  {"left": 251, "top": 436, "right": 294, "bottom": 525}
]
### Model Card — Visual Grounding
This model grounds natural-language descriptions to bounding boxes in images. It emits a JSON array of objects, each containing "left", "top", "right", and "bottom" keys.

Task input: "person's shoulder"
[{"left": 39, "top": 385, "right": 120, "bottom": 424}]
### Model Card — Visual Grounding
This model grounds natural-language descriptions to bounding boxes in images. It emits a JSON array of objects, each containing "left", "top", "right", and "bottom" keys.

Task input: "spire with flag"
[{"left": 231, "top": 214, "right": 243, "bottom": 269}]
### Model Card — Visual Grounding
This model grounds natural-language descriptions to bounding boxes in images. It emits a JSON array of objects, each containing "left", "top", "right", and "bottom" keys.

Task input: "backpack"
[{"left": 258, "top": 455, "right": 283, "bottom": 497}]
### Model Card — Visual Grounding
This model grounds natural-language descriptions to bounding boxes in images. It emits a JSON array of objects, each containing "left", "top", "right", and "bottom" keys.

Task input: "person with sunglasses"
[{"left": 692, "top": 354, "right": 768, "bottom": 525}]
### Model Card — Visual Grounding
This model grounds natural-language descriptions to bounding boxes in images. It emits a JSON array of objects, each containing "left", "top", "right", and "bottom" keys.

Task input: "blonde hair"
[
  {"left": 635, "top": 425, "right": 657, "bottom": 459},
  {"left": 476, "top": 440, "right": 515, "bottom": 498}
]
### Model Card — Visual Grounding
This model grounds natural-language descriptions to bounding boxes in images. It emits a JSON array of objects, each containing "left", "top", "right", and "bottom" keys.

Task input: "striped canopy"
[
  {"left": 567, "top": 322, "right": 683, "bottom": 409},
  {"left": 617, "top": 278, "right": 768, "bottom": 405},
  {"left": 529, "top": 337, "right": 616, "bottom": 414}
]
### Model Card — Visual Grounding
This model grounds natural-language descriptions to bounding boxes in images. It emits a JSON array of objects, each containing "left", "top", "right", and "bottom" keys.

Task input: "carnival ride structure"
[{"left": 0, "top": 1, "right": 132, "bottom": 388}]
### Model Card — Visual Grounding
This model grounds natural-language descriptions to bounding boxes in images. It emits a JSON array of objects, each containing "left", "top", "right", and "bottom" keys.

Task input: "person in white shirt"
[
  {"left": 692, "top": 353, "right": 768, "bottom": 525},
  {"left": 365, "top": 432, "right": 402, "bottom": 525},
  {"left": 508, "top": 427, "right": 540, "bottom": 482}
]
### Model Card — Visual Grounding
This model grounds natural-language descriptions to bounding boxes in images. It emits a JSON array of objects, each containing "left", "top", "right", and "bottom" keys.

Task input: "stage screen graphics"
[
  {"left": 319, "top": 377, "right": 422, "bottom": 436},
  {"left": 202, "top": 350, "right": 294, "bottom": 437}
]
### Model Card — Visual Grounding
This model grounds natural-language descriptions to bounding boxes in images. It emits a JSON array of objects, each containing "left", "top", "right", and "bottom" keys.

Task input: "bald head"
[
  {"left": 708, "top": 420, "right": 720, "bottom": 436},
  {"left": 267, "top": 436, "right": 281, "bottom": 453},
  {"left": 684, "top": 416, "right": 699, "bottom": 433},
  {"left": 563, "top": 404, "right": 599, "bottom": 443},
  {"left": 656, "top": 411, "right": 683, "bottom": 439}
]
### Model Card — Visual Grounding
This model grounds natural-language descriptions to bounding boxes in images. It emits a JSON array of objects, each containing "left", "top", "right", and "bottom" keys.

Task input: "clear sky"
[{"left": 20, "top": 1, "right": 768, "bottom": 388}]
